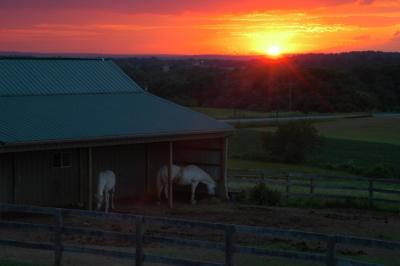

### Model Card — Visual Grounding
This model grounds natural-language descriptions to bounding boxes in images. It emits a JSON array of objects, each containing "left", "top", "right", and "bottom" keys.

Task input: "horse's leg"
[
  {"left": 111, "top": 187, "right": 115, "bottom": 210},
  {"left": 164, "top": 183, "right": 169, "bottom": 200},
  {"left": 105, "top": 192, "right": 109, "bottom": 213},
  {"left": 156, "top": 180, "right": 162, "bottom": 202},
  {"left": 157, "top": 183, "right": 164, "bottom": 202},
  {"left": 191, "top": 182, "right": 199, "bottom": 205}
]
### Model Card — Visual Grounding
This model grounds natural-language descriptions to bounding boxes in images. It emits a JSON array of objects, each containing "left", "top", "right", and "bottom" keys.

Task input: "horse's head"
[
  {"left": 207, "top": 182, "right": 217, "bottom": 196},
  {"left": 94, "top": 194, "right": 103, "bottom": 210}
]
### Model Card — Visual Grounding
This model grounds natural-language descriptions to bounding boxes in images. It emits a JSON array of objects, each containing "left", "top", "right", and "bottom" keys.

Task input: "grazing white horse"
[
  {"left": 157, "top": 164, "right": 216, "bottom": 204},
  {"left": 94, "top": 170, "right": 116, "bottom": 212}
]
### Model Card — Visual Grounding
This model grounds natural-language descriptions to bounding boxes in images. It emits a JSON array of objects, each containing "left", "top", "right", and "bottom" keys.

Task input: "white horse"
[
  {"left": 157, "top": 164, "right": 216, "bottom": 204},
  {"left": 94, "top": 170, "right": 116, "bottom": 212}
]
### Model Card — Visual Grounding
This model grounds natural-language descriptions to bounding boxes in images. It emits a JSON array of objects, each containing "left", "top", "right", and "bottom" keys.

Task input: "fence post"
[
  {"left": 225, "top": 225, "right": 235, "bottom": 266},
  {"left": 53, "top": 209, "right": 63, "bottom": 266},
  {"left": 326, "top": 236, "right": 337, "bottom": 266},
  {"left": 286, "top": 174, "right": 291, "bottom": 202},
  {"left": 136, "top": 216, "right": 144, "bottom": 266},
  {"left": 368, "top": 179, "right": 374, "bottom": 208}
]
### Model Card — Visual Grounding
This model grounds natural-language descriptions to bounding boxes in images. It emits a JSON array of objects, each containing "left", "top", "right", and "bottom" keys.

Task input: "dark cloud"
[{"left": 0, "top": 0, "right": 374, "bottom": 14}]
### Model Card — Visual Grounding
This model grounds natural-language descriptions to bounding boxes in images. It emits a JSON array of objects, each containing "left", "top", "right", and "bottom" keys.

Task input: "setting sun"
[{"left": 266, "top": 45, "right": 282, "bottom": 57}]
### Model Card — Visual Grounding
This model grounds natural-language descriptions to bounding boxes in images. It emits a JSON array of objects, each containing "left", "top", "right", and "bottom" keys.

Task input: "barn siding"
[
  {"left": 173, "top": 138, "right": 222, "bottom": 196},
  {"left": 1, "top": 136, "right": 228, "bottom": 208},
  {"left": 147, "top": 142, "right": 169, "bottom": 196},
  {"left": 92, "top": 144, "right": 147, "bottom": 201},
  {"left": 79, "top": 148, "right": 89, "bottom": 208},
  {"left": 14, "top": 149, "right": 80, "bottom": 206},
  {"left": 0, "top": 153, "right": 13, "bottom": 203},
  {"left": 174, "top": 138, "right": 222, "bottom": 180}
]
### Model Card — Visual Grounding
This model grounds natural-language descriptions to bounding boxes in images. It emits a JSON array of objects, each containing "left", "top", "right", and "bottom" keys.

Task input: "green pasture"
[
  {"left": 228, "top": 115, "right": 400, "bottom": 176},
  {"left": 316, "top": 116, "right": 400, "bottom": 145},
  {"left": 191, "top": 107, "right": 302, "bottom": 119},
  {"left": 229, "top": 158, "right": 350, "bottom": 175},
  {"left": 228, "top": 177, "right": 400, "bottom": 213}
]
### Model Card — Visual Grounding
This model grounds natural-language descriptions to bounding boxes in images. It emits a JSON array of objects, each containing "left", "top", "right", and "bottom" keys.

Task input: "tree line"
[{"left": 115, "top": 51, "right": 400, "bottom": 113}]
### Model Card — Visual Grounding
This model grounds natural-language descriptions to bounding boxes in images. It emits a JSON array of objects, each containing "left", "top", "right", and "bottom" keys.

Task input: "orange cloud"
[{"left": 0, "top": 0, "right": 399, "bottom": 54}]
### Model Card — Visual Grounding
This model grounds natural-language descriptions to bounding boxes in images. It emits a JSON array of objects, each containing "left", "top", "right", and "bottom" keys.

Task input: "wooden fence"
[
  {"left": 228, "top": 168, "right": 400, "bottom": 207},
  {"left": 1, "top": 204, "right": 400, "bottom": 266}
]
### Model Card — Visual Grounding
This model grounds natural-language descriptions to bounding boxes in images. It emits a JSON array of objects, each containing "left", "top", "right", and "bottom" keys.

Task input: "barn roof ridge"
[{"left": 0, "top": 58, "right": 143, "bottom": 96}]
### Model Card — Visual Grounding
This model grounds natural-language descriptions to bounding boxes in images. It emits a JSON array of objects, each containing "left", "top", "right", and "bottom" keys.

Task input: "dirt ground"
[
  {"left": 116, "top": 200, "right": 400, "bottom": 241},
  {"left": 1, "top": 201, "right": 399, "bottom": 266}
]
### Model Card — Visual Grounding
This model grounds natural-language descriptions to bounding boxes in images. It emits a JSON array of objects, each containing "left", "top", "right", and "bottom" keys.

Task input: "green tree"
[{"left": 263, "top": 121, "right": 324, "bottom": 163}]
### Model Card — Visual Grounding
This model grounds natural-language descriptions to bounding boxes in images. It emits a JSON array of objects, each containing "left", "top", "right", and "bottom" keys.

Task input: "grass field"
[
  {"left": 191, "top": 107, "right": 303, "bottom": 119},
  {"left": 229, "top": 176, "right": 400, "bottom": 211},
  {"left": 316, "top": 116, "right": 400, "bottom": 145},
  {"left": 229, "top": 115, "right": 400, "bottom": 177}
]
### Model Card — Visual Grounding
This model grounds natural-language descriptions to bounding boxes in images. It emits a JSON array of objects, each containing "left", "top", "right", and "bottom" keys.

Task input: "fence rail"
[
  {"left": 1, "top": 203, "right": 399, "bottom": 266},
  {"left": 228, "top": 168, "right": 400, "bottom": 206}
]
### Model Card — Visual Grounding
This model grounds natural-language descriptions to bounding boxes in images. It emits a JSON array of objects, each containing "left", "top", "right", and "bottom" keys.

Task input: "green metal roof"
[
  {"left": 0, "top": 58, "right": 232, "bottom": 145},
  {"left": 0, "top": 93, "right": 231, "bottom": 144},
  {"left": 0, "top": 58, "right": 143, "bottom": 96}
]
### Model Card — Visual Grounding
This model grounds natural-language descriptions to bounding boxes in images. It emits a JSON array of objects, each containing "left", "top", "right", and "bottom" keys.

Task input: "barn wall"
[
  {"left": 134, "top": 138, "right": 225, "bottom": 200},
  {"left": 13, "top": 149, "right": 80, "bottom": 207},
  {"left": 79, "top": 148, "right": 89, "bottom": 208},
  {"left": 1, "top": 135, "right": 228, "bottom": 208},
  {"left": 147, "top": 142, "right": 169, "bottom": 196},
  {"left": 173, "top": 138, "right": 223, "bottom": 195},
  {"left": 0, "top": 153, "right": 13, "bottom": 203},
  {"left": 91, "top": 144, "right": 147, "bottom": 202}
]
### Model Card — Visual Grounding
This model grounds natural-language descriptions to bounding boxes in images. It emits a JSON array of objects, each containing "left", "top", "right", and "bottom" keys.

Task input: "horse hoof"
[{"left": 191, "top": 200, "right": 197, "bottom": 205}]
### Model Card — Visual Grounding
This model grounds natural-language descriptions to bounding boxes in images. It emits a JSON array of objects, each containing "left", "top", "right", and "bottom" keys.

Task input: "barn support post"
[
  {"left": 78, "top": 149, "right": 85, "bottom": 208},
  {"left": 88, "top": 147, "right": 93, "bottom": 211},
  {"left": 168, "top": 142, "right": 173, "bottom": 209},
  {"left": 219, "top": 137, "right": 229, "bottom": 200},
  {"left": 12, "top": 153, "right": 17, "bottom": 204},
  {"left": 145, "top": 143, "right": 150, "bottom": 193}
]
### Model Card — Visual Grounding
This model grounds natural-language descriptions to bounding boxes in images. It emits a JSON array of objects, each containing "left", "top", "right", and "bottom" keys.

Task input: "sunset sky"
[{"left": 0, "top": 0, "right": 399, "bottom": 55}]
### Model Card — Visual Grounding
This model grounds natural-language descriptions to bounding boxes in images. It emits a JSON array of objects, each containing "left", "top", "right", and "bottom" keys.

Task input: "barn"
[{"left": 0, "top": 58, "right": 233, "bottom": 209}]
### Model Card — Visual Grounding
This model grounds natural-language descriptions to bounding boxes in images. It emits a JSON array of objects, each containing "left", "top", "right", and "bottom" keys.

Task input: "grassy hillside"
[
  {"left": 316, "top": 116, "right": 400, "bottom": 145},
  {"left": 228, "top": 115, "right": 400, "bottom": 176}
]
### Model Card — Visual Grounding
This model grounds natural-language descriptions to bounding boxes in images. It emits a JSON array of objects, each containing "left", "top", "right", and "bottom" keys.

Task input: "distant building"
[{"left": 0, "top": 58, "right": 232, "bottom": 209}]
